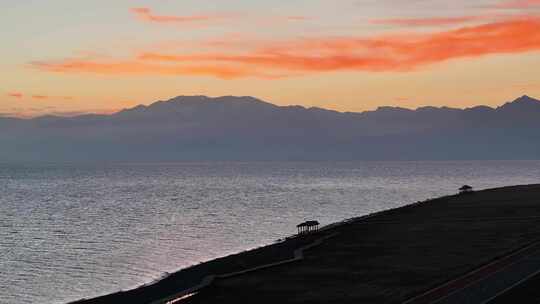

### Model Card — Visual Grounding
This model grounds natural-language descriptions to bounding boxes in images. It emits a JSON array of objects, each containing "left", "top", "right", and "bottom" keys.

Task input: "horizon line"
[{"left": 2, "top": 93, "right": 537, "bottom": 119}]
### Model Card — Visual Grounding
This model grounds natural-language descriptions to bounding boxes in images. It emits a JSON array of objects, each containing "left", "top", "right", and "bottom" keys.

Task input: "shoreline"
[
  {"left": 69, "top": 215, "right": 334, "bottom": 304},
  {"left": 70, "top": 184, "right": 540, "bottom": 303},
  {"left": 68, "top": 191, "right": 445, "bottom": 304}
]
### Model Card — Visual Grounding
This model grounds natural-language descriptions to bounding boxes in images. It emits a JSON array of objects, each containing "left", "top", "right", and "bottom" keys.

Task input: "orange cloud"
[
  {"left": 32, "top": 17, "right": 540, "bottom": 78},
  {"left": 370, "top": 16, "right": 481, "bottom": 27},
  {"left": 32, "top": 95, "right": 48, "bottom": 100},
  {"left": 139, "top": 18, "right": 540, "bottom": 71},
  {"left": 130, "top": 7, "right": 228, "bottom": 24},
  {"left": 495, "top": 0, "right": 540, "bottom": 8},
  {"left": 8, "top": 92, "right": 23, "bottom": 98},
  {"left": 32, "top": 60, "right": 280, "bottom": 79}
]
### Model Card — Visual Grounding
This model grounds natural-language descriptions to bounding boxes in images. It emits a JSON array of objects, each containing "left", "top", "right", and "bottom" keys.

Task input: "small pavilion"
[
  {"left": 459, "top": 185, "right": 474, "bottom": 194},
  {"left": 297, "top": 220, "right": 320, "bottom": 234}
]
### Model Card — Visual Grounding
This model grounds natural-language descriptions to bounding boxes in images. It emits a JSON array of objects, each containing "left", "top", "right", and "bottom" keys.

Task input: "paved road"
[
  {"left": 404, "top": 241, "right": 540, "bottom": 304},
  {"left": 486, "top": 270, "right": 540, "bottom": 303}
]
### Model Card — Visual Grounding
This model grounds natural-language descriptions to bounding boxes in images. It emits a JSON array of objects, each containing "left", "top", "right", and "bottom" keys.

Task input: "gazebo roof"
[{"left": 297, "top": 220, "right": 320, "bottom": 227}]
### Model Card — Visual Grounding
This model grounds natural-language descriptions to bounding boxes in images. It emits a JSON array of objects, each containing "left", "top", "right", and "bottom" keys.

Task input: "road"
[{"left": 404, "top": 241, "right": 540, "bottom": 304}]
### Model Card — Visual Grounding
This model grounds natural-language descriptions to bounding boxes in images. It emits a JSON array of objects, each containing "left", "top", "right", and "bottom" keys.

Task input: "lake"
[{"left": 1, "top": 161, "right": 539, "bottom": 303}]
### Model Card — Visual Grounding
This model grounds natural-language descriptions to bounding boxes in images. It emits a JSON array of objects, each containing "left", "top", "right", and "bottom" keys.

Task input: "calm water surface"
[{"left": 1, "top": 161, "right": 539, "bottom": 304}]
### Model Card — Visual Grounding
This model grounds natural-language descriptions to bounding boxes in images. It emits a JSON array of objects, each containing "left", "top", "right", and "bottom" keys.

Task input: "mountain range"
[{"left": 2, "top": 95, "right": 540, "bottom": 161}]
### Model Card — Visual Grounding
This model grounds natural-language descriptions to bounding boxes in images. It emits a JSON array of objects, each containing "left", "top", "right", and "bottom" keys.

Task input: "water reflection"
[{"left": 1, "top": 161, "right": 539, "bottom": 303}]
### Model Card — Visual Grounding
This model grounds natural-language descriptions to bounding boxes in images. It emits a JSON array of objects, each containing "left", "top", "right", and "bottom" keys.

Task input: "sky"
[{"left": 1, "top": 0, "right": 540, "bottom": 117}]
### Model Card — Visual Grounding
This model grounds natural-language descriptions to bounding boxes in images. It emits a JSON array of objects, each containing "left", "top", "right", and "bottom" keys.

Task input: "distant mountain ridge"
[{"left": 1, "top": 95, "right": 539, "bottom": 161}]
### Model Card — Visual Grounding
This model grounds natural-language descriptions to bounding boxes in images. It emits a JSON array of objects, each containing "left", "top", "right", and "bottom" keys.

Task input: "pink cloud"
[
  {"left": 130, "top": 7, "right": 230, "bottom": 24},
  {"left": 285, "top": 16, "right": 310, "bottom": 21},
  {"left": 130, "top": 7, "right": 310, "bottom": 27},
  {"left": 495, "top": 0, "right": 540, "bottom": 8},
  {"left": 6, "top": 92, "right": 76, "bottom": 102},
  {"left": 370, "top": 16, "right": 482, "bottom": 27},
  {"left": 7, "top": 92, "right": 23, "bottom": 98}
]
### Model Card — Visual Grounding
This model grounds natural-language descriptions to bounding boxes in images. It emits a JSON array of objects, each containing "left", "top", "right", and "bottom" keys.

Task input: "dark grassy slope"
[
  {"left": 184, "top": 184, "right": 540, "bottom": 304},
  {"left": 69, "top": 233, "right": 321, "bottom": 304}
]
